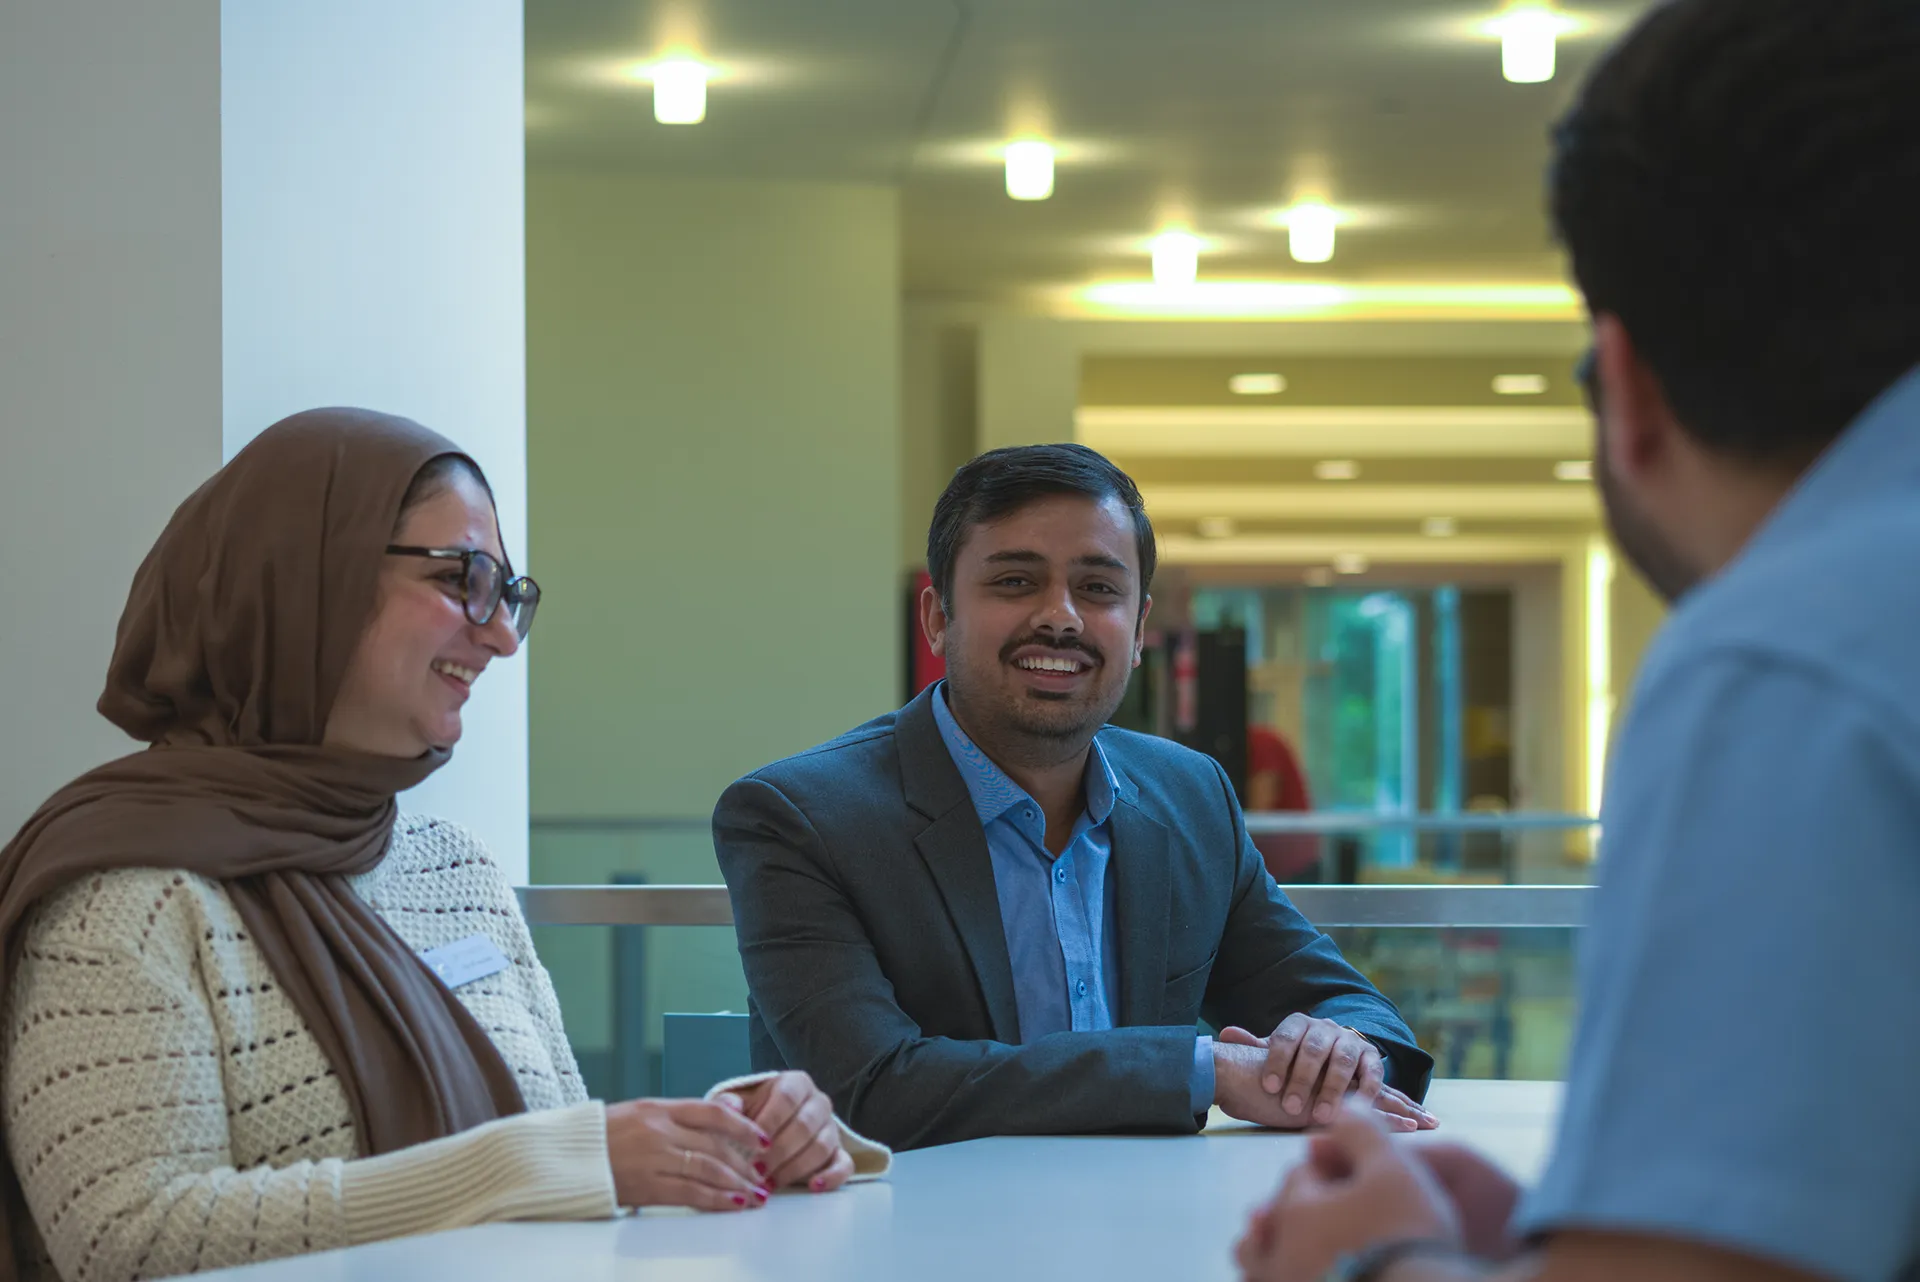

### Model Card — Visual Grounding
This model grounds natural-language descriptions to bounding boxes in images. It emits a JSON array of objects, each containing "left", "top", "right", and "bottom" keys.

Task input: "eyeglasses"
[
  {"left": 385, "top": 545, "right": 541, "bottom": 641},
  {"left": 1574, "top": 345, "right": 1600, "bottom": 413}
]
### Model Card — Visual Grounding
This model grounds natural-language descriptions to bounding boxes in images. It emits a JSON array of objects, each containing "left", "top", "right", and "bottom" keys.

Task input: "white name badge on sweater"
[{"left": 420, "top": 935, "right": 510, "bottom": 989}]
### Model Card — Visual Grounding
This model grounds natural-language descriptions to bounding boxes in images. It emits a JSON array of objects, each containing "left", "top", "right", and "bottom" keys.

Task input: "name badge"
[{"left": 420, "top": 935, "right": 510, "bottom": 989}]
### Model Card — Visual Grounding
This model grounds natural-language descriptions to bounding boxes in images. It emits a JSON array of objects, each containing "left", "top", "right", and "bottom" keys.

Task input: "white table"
[{"left": 205, "top": 1080, "right": 1561, "bottom": 1282}]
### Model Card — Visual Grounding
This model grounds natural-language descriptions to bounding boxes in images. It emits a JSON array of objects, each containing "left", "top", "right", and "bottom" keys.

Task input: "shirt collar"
[
  {"left": 1738, "top": 361, "right": 1920, "bottom": 562},
  {"left": 930, "top": 681, "right": 1118, "bottom": 828}
]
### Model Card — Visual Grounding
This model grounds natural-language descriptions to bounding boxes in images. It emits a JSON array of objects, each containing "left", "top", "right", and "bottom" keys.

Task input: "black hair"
[
  {"left": 926, "top": 443, "right": 1155, "bottom": 615},
  {"left": 1550, "top": 0, "right": 1920, "bottom": 465},
  {"left": 392, "top": 454, "right": 492, "bottom": 538}
]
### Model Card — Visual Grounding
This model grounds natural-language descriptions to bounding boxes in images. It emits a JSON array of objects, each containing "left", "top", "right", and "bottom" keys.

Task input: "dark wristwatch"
[{"left": 1320, "top": 1238, "right": 1458, "bottom": 1282}]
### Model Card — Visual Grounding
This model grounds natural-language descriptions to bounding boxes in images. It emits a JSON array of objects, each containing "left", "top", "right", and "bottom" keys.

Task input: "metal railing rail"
[
  {"left": 531, "top": 816, "right": 713, "bottom": 832},
  {"left": 515, "top": 883, "right": 1590, "bottom": 930},
  {"left": 1242, "top": 812, "right": 1594, "bottom": 833},
  {"left": 531, "top": 812, "right": 1597, "bottom": 835}
]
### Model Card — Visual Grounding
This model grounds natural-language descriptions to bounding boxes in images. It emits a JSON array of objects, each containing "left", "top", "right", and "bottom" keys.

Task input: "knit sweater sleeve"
[{"left": 3, "top": 905, "right": 615, "bottom": 1282}]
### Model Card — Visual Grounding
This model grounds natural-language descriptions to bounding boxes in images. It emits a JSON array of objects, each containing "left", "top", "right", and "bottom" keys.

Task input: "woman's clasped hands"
[{"left": 606, "top": 1070, "right": 856, "bottom": 1212}]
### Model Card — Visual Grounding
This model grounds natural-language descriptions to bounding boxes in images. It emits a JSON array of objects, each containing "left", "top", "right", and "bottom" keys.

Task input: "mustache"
[{"left": 999, "top": 635, "right": 1104, "bottom": 667}]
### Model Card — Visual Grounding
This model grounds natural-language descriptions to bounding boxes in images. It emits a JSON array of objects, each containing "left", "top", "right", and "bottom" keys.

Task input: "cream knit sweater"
[{"left": 0, "top": 815, "right": 883, "bottom": 1282}]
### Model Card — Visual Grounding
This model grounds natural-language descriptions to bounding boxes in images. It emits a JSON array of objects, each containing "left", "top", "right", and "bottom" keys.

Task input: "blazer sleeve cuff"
[{"left": 1189, "top": 1036, "right": 1216, "bottom": 1114}]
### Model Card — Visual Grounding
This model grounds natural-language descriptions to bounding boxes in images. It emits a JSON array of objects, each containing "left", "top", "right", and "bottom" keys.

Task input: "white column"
[
  {"left": 222, "top": 0, "right": 530, "bottom": 880},
  {"left": 1, "top": 1, "right": 531, "bottom": 882}
]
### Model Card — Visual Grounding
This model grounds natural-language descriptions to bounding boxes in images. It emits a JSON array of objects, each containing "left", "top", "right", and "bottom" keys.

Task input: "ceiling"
[
  {"left": 1083, "top": 350, "right": 1603, "bottom": 558},
  {"left": 1081, "top": 354, "right": 1586, "bottom": 407},
  {"left": 524, "top": 0, "right": 1631, "bottom": 575},
  {"left": 525, "top": 0, "right": 1653, "bottom": 304}
]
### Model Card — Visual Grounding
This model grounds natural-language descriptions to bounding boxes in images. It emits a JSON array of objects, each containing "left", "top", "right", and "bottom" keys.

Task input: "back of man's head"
[{"left": 1552, "top": 0, "right": 1920, "bottom": 467}]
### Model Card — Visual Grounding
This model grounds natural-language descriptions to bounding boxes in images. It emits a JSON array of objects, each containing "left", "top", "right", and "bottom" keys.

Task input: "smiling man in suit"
[{"left": 713, "top": 444, "right": 1434, "bottom": 1151}]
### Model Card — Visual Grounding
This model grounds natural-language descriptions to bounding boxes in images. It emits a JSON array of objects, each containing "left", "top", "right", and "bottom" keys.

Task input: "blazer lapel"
[
  {"left": 1108, "top": 774, "right": 1173, "bottom": 1028},
  {"left": 913, "top": 808, "right": 1022, "bottom": 1043},
  {"left": 897, "top": 689, "right": 1022, "bottom": 1044}
]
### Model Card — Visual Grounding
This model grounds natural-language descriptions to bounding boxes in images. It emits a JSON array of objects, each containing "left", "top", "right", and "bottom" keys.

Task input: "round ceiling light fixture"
[
  {"left": 1150, "top": 230, "right": 1203, "bottom": 287},
  {"left": 1004, "top": 140, "right": 1055, "bottom": 201},
  {"left": 1485, "top": 6, "right": 1577, "bottom": 84},
  {"left": 1283, "top": 202, "right": 1339, "bottom": 264},
  {"left": 649, "top": 59, "right": 711, "bottom": 124},
  {"left": 1492, "top": 373, "right": 1548, "bottom": 395},
  {"left": 1229, "top": 373, "right": 1286, "bottom": 396}
]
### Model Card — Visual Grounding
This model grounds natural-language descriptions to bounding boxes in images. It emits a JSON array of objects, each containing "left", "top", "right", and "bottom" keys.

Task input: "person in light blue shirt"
[
  {"left": 933, "top": 679, "right": 1246, "bottom": 1112},
  {"left": 930, "top": 686, "right": 1126, "bottom": 1047},
  {"left": 715, "top": 444, "right": 1437, "bottom": 1150},
  {"left": 1231, "top": 2, "right": 1920, "bottom": 1281}
]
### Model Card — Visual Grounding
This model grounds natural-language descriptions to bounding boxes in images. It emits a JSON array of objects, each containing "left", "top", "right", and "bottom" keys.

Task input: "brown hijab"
[{"left": 0, "top": 409, "right": 525, "bottom": 1274}]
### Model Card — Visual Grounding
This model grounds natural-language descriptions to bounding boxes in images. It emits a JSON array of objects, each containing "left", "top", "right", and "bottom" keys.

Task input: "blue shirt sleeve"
[
  {"left": 1191, "top": 1035, "right": 1215, "bottom": 1115},
  {"left": 1514, "top": 651, "right": 1920, "bottom": 1282}
]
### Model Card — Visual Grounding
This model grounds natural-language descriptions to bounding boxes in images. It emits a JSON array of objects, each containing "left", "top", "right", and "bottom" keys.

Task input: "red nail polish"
[
  {"left": 753, "top": 1187, "right": 769, "bottom": 1203},
  {"left": 753, "top": 1160, "right": 768, "bottom": 1177},
  {"left": 759, "top": 1134, "right": 773, "bottom": 1149},
  {"left": 810, "top": 1176, "right": 827, "bottom": 1193},
  {"left": 730, "top": 1194, "right": 747, "bottom": 1207}
]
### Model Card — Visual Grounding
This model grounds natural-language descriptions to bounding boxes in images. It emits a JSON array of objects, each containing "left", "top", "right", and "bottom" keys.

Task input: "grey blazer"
[{"left": 712, "top": 685, "right": 1433, "bottom": 1150}]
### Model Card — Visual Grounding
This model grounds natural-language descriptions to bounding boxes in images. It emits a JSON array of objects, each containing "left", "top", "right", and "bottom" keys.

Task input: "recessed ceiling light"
[
  {"left": 1422, "top": 516, "right": 1459, "bottom": 538},
  {"left": 1004, "top": 140, "right": 1055, "bottom": 201},
  {"left": 1554, "top": 460, "right": 1593, "bottom": 481},
  {"left": 1485, "top": 6, "right": 1577, "bottom": 84},
  {"left": 1196, "top": 516, "right": 1238, "bottom": 540},
  {"left": 650, "top": 59, "right": 711, "bottom": 124},
  {"left": 1229, "top": 373, "right": 1286, "bottom": 396},
  {"left": 1333, "top": 552, "right": 1371, "bottom": 576},
  {"left": 1284, "top": 202, "right": 1339, "bottom": 264},
  {"left": 1315, "top": 459, "right": 1361, "bottom": 481},
  {"left": 1304, "top": 567, "right": 1336, "bottom": 587},
  {"left": 1492, "top": 373, "right": 1548, "bottom": 395},
  {"left": 1151, "top": 231, "right": 1202, "bottom": 287}
]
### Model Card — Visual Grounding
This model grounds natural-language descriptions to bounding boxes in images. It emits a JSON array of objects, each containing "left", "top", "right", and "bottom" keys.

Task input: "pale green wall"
[
  {"left": 526, "top": 170, "right": 902, "bottom": 1083},
  {"left": 899, "top": 301, "right": 981, "bottom": 569}
]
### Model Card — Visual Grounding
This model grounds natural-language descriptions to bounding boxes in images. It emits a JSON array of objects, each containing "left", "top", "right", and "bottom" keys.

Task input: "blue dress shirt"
[
  {"left": 1513, "top": 365, "right": 1920, "bottom": 1282},
  {"left": 932, "top": 684, "right": 1214, "bottom": 1113}
]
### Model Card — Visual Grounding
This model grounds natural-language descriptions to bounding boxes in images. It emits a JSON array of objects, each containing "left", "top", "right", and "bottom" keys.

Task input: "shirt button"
[
  {"left": 1023, "top": 808, "right": 1035, "bottom": 821},
  {"left": 1076, "top": 980, "right": 1088, "bottom": 997},
  {"left": 1055, "top": 866, "right": 1067, "bottom": 883}
]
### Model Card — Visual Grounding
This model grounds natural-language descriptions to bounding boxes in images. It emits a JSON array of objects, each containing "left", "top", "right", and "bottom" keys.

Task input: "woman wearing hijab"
[{"left": 0, "top": 409, "right": 886, "bottom": 1282}]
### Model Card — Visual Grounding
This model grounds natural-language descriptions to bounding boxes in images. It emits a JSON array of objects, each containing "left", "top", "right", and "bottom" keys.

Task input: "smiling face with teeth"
[
  {"left": 323, "top": 464, "right": 521, "bottom": 758},
  {"left": 922, "top": 493, "right": 1150, "bottom": 767}
]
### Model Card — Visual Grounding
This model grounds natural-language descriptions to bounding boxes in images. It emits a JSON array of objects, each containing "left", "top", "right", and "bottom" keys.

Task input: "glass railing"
[
  {"left": 1242, "top": 811, "right": 1599, "bottom": 885},
  {"left": 527, "top": 814, "right": 1594, "bottom": 1098}
]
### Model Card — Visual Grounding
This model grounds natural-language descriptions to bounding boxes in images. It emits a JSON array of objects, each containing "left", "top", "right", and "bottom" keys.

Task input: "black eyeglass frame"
[
  {"left": 1574, "top": 345, "right": 1600, "bottom": 413},
  {"left": 385, "top": 545, "right": 541, "bottom": 640}
]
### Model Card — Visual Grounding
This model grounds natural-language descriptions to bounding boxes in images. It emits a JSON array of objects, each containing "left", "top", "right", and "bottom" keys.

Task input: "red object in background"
[
  {"left": 1248, "top": 724, "right": 1322, "bottom": 882},
  {"left": 1248, "top": 725, "right": 1312, "bottom": 810},
  {"left": 1172, "top": 631, "right": 1198, "bottom": 735},
  {"left": 907, "top": 570, "right": 946, "bottom": 699}
]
